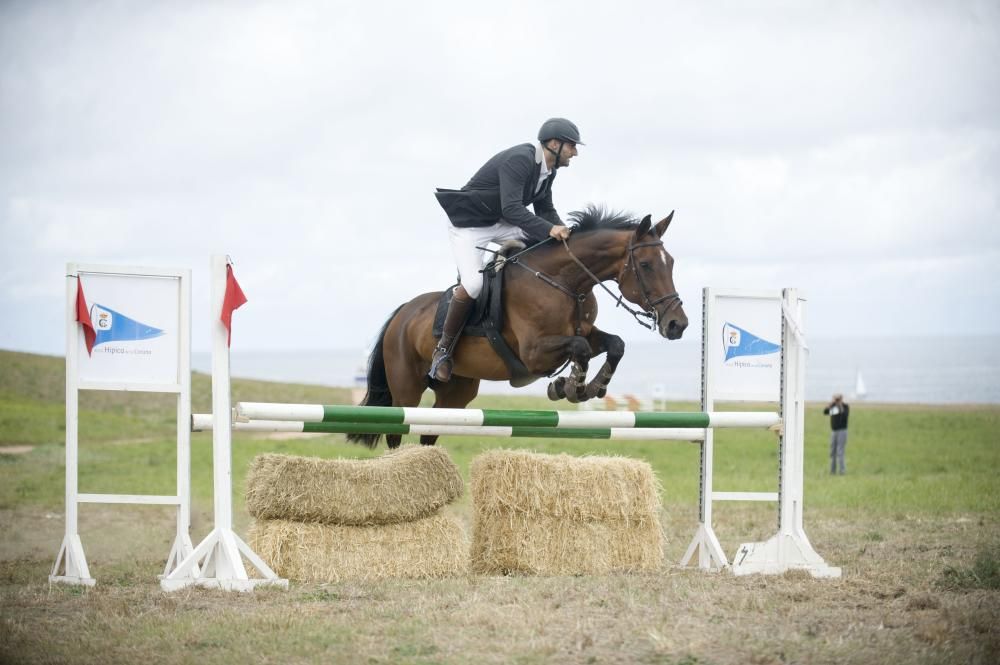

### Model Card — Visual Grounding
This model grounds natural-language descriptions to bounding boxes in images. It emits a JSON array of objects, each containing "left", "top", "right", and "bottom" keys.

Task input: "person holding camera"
[{"left": 823, "top": 394, "right": 850, "bottom": 475}]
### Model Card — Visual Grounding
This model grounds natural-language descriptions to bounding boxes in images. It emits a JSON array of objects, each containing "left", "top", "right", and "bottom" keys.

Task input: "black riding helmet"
[
  {"left": 538, "top": 118, "right": 583, "bottom": 170},
  {"left": 538, "top": 117, "right": 585, "bottom": 145}
]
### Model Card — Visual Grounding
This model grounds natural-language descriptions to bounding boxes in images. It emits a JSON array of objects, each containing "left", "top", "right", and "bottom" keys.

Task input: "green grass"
[
  {"left": 939, "top": 541, "right": 1000, "bottom": 591},
  {"left": 2, "top": 349, "right": 999, "bottom": 519}
]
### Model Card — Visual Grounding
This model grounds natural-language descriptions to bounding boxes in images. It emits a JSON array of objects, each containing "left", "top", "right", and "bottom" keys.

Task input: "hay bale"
[
  {"left": 470, "top": 512, "right": 664, "bottom": 575},
  {"left": 245, "top": 445, "right": 463, "bottom": 526},
  {"left": 470, "top": 449, "right": 664, "bottom": 575},
  {"left": 247, "top": 513, "right": 469, "bottom": 582},
  {"left": 470, "top": 449, "right": 661, "bottom": 521}
]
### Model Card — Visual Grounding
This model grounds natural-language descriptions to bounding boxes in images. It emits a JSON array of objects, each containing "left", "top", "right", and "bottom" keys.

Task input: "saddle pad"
[
  {"left": 432, "top": 284, "right": 491, "bottom": 338},
  {"left": 431, "top": 267, "right": 535, "bottom": 386}
]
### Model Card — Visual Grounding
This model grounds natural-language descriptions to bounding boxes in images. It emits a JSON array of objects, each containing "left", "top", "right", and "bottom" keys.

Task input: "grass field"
[{"left": 1, "top": 349, "right": 998, "bottom": 664}]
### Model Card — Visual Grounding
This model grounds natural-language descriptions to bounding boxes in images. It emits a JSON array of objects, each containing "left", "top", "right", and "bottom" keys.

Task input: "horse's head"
[{"left": 617, "top": 212, "right": 689, "bottom": 340}]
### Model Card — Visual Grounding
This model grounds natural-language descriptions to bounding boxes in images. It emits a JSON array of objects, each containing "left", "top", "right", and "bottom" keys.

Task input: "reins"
[{"left": 507, "top": 234, "right": 682, "bottom": 333}]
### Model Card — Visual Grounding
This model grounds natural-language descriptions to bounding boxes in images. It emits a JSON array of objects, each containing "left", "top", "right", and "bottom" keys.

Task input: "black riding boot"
[{"left": 429, "top": 290, "right": 474, "bottom": 382}]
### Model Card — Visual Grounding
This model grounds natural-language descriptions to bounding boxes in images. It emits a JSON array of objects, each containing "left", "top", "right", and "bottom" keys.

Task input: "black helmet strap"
[{"left": 544, "top": 139, "right": 566, "bottom": 171}]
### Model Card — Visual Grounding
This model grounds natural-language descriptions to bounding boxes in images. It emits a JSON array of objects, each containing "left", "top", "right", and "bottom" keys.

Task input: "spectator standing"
[{"left": 823, "top": 393, "right": 850, "bottom": 475}]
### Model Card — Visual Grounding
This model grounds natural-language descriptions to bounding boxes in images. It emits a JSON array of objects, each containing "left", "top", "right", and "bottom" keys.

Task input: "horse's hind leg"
[
  {"left": 420, "top": 376, "right": 481, "bottom": 445},
  {"left": 384, "top": 354, "right": 430, "bottom": 449}
]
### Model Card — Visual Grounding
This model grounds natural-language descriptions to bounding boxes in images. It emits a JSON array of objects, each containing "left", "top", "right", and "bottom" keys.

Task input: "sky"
[{"left": 2, "top": 0, "right": 998, "bottom": 356}]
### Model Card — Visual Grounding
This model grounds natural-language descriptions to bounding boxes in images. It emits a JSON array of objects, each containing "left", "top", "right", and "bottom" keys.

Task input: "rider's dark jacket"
[{"left": 434, "top": 142, "right": 564, "bottom": 243}]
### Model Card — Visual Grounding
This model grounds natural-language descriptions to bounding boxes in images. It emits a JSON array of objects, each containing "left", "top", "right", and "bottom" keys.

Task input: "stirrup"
[{"left": 429, "top": 346, "right": 453, "bottom": 381}]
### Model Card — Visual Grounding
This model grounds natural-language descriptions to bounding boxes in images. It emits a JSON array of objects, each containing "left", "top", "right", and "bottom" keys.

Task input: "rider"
[{"left": 430, "top": 117, "right": 583, "bottom": 382}]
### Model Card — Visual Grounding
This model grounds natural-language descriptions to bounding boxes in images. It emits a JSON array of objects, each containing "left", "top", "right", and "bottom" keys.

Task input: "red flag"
[
  {"left": 220, "top": 263, "right": 248, "bottom": 347},
  {"left": 75, "top": 278, "right": 97, "bottom": 356}
]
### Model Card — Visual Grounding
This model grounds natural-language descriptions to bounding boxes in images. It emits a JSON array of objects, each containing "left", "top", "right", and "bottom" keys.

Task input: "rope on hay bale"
[
  {"left": 248, "top": 513, "right": 469, "bottom": 582},
  {"left": 470, "top": 449, "right": 664, "bottom": 576},
  {"left": 245, "top": 445, "right": 464, "bottom": 526}
]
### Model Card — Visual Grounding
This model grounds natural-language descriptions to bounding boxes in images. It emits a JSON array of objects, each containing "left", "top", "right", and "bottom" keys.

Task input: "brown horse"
[{"left": 350, "top": 206, "right": 688, "bottom": 448}]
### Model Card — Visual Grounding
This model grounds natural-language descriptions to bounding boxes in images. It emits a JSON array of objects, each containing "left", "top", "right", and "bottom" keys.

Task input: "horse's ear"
[
  {"left": 635, "top": 214, "right": 652, "bottom": 239},
  {"left": 654, "top": 210, "right": 675, "bottom": 237}
]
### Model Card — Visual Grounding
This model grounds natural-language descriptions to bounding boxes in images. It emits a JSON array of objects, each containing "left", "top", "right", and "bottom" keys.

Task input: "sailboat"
[{"left": 853, "top": 369, "right": 867, "bottom": 401}]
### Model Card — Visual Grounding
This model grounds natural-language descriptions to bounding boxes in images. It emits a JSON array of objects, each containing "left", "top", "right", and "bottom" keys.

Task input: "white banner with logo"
[
  {"left": 77, "top": 271, "right": 181, "bottom": 386},
  {"left": 706, "top": 290, "right": 783, "bottom": 402}
]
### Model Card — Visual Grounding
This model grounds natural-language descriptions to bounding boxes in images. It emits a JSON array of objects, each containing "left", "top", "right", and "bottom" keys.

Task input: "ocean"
[{"left": 192, "top": 335, "right": 1000, "bottom": 405}]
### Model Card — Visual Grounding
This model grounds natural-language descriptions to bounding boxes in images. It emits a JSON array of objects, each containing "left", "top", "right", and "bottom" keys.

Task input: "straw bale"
[
  {"left": 470, "top": 449, "right": 661, "bottom": 521},
  {"left": 245, "top": 445, "right": 463, "bottom": 526},
  {"left": 248, "top": 513, "right": 469, "bottom": 582},
  {"left": 470, "top": 511, "right": 664, "bottom": 575}
]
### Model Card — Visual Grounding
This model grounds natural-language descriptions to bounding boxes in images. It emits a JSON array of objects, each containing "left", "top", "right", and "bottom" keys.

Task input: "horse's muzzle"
[{"left": 658, "top": 311, "right": 688, "bottom": 340}]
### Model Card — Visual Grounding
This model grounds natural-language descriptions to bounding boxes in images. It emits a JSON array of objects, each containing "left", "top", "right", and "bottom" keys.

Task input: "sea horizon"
[{"left": 189, "top": 333, "right": 1000, "bottom": 406}]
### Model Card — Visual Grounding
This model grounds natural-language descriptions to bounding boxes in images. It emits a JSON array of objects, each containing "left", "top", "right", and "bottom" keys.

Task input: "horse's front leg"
[
  {"left": 549, "top": 356, "right": 590, "bottom": 403},
  {"left": 523, "top": 335, "right": 592, "bottom": 402},
  {"left": 583, "top": 327, "right": 625, "bottom": 400}
]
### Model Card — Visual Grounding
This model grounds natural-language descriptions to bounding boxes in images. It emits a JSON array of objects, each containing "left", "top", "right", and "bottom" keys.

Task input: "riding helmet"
[{"left": 538, "top": 118, "right": 585, "bottom": 145}]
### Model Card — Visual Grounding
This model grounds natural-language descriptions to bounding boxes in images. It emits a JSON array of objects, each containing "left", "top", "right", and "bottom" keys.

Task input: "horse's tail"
[{"left": 346, "top": 304, "right": 405, "bottom": 448}]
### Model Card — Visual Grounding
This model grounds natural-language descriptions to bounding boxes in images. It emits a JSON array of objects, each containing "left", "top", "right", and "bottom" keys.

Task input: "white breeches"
[{"left": 447, "top": 222, "right": 526, "bottom": 298}]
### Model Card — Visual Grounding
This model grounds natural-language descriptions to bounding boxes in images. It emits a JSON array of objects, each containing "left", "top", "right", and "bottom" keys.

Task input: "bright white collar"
[{"left": 536, "top": 142, "right": 552, "bottom": 179}]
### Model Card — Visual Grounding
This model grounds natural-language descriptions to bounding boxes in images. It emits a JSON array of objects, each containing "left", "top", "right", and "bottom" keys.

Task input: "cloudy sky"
[{"left": 2, "top": 0, "right": 998, "bottom": 356}]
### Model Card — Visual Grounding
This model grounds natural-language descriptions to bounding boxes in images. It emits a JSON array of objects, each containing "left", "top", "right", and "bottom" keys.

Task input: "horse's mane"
[{"left": 566, "top": 204, "right": 640, "bottom": 233}]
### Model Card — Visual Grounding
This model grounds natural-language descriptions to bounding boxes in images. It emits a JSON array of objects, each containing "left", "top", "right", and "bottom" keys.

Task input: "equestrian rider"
[{"left": 430, "top": 117, "right": 583, "bottom": 382}]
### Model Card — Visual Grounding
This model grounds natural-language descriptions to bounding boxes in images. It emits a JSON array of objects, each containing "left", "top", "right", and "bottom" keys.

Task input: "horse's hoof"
[
  {"left": 547, "top": 378, "right": 567, "bottom": 400},
  {"left": 562, "top": 380, "right": 586, "bottom": 403},
  {"left": 585, "top": 382, "right": 609, "bottom": 400}
]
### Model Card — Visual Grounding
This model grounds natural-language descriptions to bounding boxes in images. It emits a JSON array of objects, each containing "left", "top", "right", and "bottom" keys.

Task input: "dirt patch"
[
  {"left": 2, "top": 510, "right": 998, "bottom": 664},
  {"left": 0, "top": 446, "right": 33, "bottom": 455}
]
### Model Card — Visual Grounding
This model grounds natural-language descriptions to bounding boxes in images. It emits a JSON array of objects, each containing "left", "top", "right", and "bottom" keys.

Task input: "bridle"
[
  {"left": 615, "top": 238, "right": 684, "bottom": 331},
  {"left": 507, "top": 234, "right": 683, "bottom": 333}
]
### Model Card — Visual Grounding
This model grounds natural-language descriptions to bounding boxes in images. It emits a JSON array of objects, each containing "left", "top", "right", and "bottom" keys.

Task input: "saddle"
[{"left": 432, "top": 240, "right": 538, "bottom": 387}]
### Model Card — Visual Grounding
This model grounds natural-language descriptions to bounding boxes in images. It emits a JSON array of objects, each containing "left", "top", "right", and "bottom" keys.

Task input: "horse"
[{"left": 349, "top": 205, "right": 689, "bottom": 448}]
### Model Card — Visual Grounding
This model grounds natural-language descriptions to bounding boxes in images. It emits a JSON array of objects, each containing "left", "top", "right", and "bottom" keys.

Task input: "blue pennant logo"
[
  {"left": 723, "top": 322, "right": 780, "bottom": 362},
  {"left": 90, "top": 304, "right": 165, "bottom": 348}
]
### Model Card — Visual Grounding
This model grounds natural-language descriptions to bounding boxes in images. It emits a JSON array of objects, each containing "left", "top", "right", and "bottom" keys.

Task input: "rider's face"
[
  {"left": 546, "top": 139, "right": 578, "bottom": 168},
  {"left": 559, "top": 141, "right": 577, "bottom": 166},
  {"left": 558, "top": 141, "right": 578, "bottom": 167}
]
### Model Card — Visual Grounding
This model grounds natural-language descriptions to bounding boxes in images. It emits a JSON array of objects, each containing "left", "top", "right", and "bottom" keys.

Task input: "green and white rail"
[
  {"left": 191, "top": 413, "right": 708, "bottom": 441},
  {"left": 232, "top": 402, "right": 781, "bottom": 431}
]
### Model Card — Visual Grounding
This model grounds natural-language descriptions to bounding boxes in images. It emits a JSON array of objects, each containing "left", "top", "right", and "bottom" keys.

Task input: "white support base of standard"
[
  {"left": 49, "top": 534, "right": 96, "bottom": 587},
  {"left": 679, "top": 523, "right": 729, "bottom": 571},
  {"left": 160, "top": 527, "right": 288, "bottom": 592},
  {"left": 161, "top": 533, "right": 198, "bottom": 579},
  {"left": 730, "top": 531, "right": 842, "bottom": 578}
]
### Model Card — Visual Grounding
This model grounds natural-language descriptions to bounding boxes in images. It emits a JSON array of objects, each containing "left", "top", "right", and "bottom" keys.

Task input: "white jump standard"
[
  {"left": 52, "top": 263, "right": 194, "bottom": 587},
  {"left": 160, "top": 255, "right": 287, "bottom": 592},
  {"left": 680, "top": 288, "right": 840, "bottom": 577}
]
